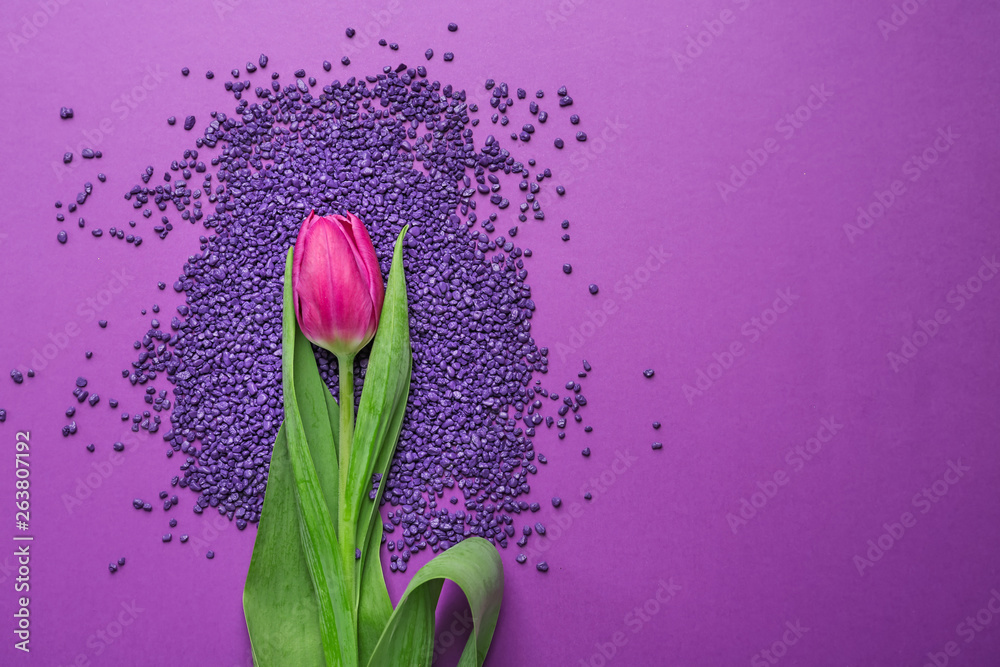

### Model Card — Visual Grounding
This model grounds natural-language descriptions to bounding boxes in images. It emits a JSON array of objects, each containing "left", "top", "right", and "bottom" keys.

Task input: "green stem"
[{"left": 337, "top": 352, "right": 356, "bottom": 601}]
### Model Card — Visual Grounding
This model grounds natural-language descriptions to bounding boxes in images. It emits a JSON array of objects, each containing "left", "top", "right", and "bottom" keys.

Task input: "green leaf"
[
  {"left": 243, "top": 424, "right": 325, "bottom": 667},
  {"left": 366, "top": 537, "right": 505, "bottom": 667},
  {"left": 357, "top": 506, "right": 393, "bottom": 665},
  {"left": 348, "top": 228, "right": 413, "bottom": 662},
  {"left": 294, "top": 336, "right": 341, "bottom": 526},
  {"left": 243, "top": 274, "right": 344, "bottom": 666},
  {"left": 280, "top": 248, "right": 358, "bottom": 667}
]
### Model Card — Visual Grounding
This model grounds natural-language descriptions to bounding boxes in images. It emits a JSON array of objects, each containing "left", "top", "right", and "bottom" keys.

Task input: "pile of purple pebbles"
[{"left": 78, "top": 55, "right": 595, "bottom": 565}]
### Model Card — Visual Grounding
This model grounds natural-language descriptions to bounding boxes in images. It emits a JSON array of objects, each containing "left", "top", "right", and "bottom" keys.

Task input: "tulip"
[
  {"left": 292, "top": 210, "right": 385, "bottom": 358},
  {"left": 292, "top": 210, "right": 385, "bottom": 586}
]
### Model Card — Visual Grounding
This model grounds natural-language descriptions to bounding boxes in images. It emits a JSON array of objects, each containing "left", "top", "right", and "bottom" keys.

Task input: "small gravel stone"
[{"left": 643, "top": 369, "right": 655, "bottom": 378}]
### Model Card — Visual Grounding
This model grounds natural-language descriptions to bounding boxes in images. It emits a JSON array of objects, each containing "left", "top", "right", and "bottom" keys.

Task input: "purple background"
[{"left": 1, "top": 0, "right": 999, "bottom": 665}]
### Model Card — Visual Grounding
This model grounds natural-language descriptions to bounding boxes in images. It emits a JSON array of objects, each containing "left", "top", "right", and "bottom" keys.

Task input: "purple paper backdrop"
[{"left": 1, "top": 0, "right": 998, "bottom": 665}]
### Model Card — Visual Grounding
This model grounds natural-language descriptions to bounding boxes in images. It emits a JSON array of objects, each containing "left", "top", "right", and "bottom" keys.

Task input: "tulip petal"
[
  {"left": 293, "top": 211, "right": 384, "bottom": 357},
  {"left": 344, "top": 212, "right": 386, "bottom": 324}
]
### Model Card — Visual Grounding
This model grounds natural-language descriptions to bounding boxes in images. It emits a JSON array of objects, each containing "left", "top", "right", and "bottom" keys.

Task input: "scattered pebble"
[
  {"left": 588, "top": 284, "right": 599, "bottom": 295},
  {"left": 87, "top": 60, "right": 595, "bottom": 566},
  {"left": 59, "top": 107, "right": 74, "bottom": 119}
]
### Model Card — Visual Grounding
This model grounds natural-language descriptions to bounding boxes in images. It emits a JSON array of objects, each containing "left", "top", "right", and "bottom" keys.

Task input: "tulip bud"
[{"left": 292, "top": 211, "right": 384, "bottom": 357}]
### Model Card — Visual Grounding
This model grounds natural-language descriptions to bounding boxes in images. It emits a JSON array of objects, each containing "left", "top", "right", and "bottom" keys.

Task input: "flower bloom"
[{"left": 292, "top": 211, "right": 384, "bottom": 357}]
